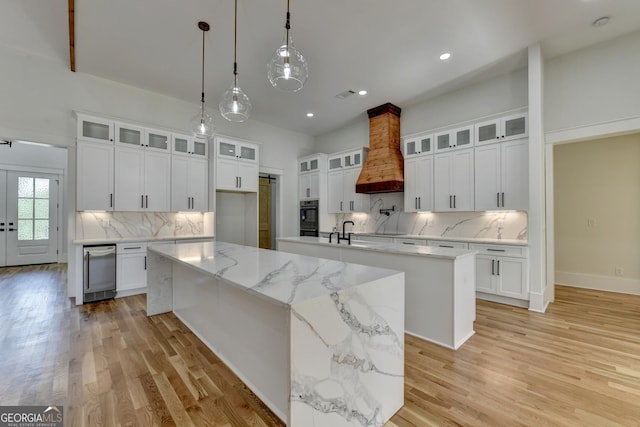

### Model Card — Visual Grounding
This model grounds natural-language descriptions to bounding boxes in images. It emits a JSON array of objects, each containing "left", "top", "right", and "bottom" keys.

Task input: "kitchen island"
[
  {"left": 278, "top": 236, "right": 476, "bottom": 350},
  {"left": 146, "top": 241, "right": 405, "bottom": 427}
]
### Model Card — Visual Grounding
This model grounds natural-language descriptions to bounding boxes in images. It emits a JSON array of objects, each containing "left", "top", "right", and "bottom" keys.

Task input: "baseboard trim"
[
  {"left": 556, "top": 271, "right": 640, "bottom": 296},
  {"left": 476, "top": 292, "right": 529, "bottom": 309}
]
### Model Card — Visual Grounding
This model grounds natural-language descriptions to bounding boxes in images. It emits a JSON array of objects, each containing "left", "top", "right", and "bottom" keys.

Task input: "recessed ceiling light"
[
  {"left": 306, "top": 112, "right": 314, "bottom": 117},
  {"left": 439, "top": 52, "right": 451, "bottom": 61},
  {"left": 592, "top": 16, "right": 610, "bottom": 27},
  {"left": 358, "top": 90, "right": 368, "bottom": 96}
]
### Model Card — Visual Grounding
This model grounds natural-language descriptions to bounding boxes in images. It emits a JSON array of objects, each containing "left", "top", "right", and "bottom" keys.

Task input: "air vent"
[{"left": 335, "top": 90, "right": 356, "bottom": 100}]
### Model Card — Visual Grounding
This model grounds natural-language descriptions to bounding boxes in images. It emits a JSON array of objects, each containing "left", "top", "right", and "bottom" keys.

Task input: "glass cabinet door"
[
  {"left": 328, "top": 156, "right": 342, "bottom": 170},
  {"left": 455, "top": 127, "right": 473, "bottom": 148},
  {"left": 309, "top": 159, "right": 318, "bottom": 170},
  {"left": 219, "top": 141, "right": 237, "bottom": 158},
  {"left": 192, "top": 139, "right": 208, "bottom": 157},
  {"left": 405, "top": 140, "right": 417, "bottom": 156},
  {"left": 436, "top": 132, "right": 451, "bottom": 150},
  {"left": 300, "top": 160, "right": 310, "bottom": 172},
  {"left": 78, "top": 116, "right": 113, "bottom": 143},
  {"left": 173, "top": 135, "right": 190, "bottom": 155},
  {"left": 420, "top": 135, "right": 432, "bottom": 153},
  {"left": 240, "top": 145, "right": 256, "bottom": 161},
  {"left": 116, "top": 123, "right": 144, "bottom": 147},
  {"left": 504, "top": 115, "right": 527, "bottom": 139},
  {"left": 476, "top": 120, "right": 499, "bottom": 144},
  {"left": 146, "top": 130, "right": 170, "bottom": 152}
]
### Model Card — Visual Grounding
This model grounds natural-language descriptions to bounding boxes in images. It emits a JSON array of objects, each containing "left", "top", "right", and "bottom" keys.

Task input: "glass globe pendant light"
[
  {"left": 267, "top": 0, "right": 308, "bottom": 92},
  {"left": 219, "top": 0, "right": 251, "bottom": 122},
  {"left": 190, "top": 21, "right": 215, "bottom": 139}
]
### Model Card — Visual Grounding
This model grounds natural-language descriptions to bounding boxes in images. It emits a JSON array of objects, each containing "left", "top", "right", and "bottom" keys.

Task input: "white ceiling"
[{"left": 2, "top": 0, "right": 640, "bottom": 136}]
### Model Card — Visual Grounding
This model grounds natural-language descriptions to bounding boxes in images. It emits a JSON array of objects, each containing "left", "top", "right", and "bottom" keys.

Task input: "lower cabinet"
[
  {"left": 470, "top": 243, "right": 528, "bottom": 301},
  {"left": 116, "top": 242, "right": 147, "bottom": 294}
]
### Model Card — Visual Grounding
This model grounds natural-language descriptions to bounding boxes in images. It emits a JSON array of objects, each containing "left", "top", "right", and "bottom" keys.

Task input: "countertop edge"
[{"left": 73, "top": 235, "right": 215, "bottom": 245}]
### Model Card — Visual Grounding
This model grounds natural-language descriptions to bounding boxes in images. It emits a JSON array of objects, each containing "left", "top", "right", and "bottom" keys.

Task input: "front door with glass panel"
[
  {"left": 0, "top": 171, "right": 7, "bottom": 267},
  {"left": 5, "top": 172, "right": 59, "bottom": 266}
]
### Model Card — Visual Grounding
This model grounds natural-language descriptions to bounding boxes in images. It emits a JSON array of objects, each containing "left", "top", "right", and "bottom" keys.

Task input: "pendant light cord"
[
  {"left": 285, "top": 0, "right": 290, "bottom": 51},
  {"left": 233, "top": 0, "right": 238, "bottom": 86},
  {"left": 200, "top": 28, "right": 205, "bottom": 117}
]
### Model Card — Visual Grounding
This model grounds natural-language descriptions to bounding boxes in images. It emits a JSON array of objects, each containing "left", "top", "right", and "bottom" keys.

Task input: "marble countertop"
[
  {"left": 320, "top": 232, "right": 527, "bottom": 246},
  {"left": 73, "top": 235, "right": 215, "bottom": 245},
  {"left": 278, "top": 236, "right": 477, "bottom": 260},
  {"left": 148, "top": 241, "right": 403, "bottom": 307}
]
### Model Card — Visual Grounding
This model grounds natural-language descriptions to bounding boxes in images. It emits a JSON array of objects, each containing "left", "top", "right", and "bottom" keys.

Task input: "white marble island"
[
  {"left": 278, "top": 236, "right": 476, "bottom": 350},
  {"left": 146, "top": 241, "right": 405, "bottom": 427}
]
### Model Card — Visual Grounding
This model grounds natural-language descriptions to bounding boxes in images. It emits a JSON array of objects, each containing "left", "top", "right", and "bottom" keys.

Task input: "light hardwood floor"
[{"left": 1, "top": 263, "right": 639, "bottom": 426}]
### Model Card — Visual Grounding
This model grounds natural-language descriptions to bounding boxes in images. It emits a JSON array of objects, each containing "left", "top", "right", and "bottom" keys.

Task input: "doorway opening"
[{"left": 259, "top": 174, "right": 278, "bottom": 249}]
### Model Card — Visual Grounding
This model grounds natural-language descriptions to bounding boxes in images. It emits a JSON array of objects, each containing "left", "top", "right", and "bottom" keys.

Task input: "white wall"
[
  {"left": 314, "top": 68, "right": 528, "bottom": 153},
  {"left": 0, "top": 42, "right": 315, "bottom": 242},
  {"left": 545, "top": 30, "right": 640, "bottom": 132},
  {"left": 554, "top": 134, "right": 640, "bottom": 295}
]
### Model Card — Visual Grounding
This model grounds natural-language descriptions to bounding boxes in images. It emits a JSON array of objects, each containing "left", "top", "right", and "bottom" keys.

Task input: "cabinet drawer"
[
  {"left": 354, "top": 235, "right": 394, "bottom": 243},
  {"left": 427, "top": 240, "right": 469, "bottom": 250},
  {"left": 393, "top": 238, "right": 427, "bottom": 246},
  {"left": 469, "top": 243, "right": 527, "bottom": 257},
  {"left": 116, "top": 242, "right": 147, "bottom": 254}
]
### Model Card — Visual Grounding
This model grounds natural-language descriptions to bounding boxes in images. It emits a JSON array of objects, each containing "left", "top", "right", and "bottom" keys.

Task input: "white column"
[{"left": 527, "top": 44, "right": 548, "bottom": 312}]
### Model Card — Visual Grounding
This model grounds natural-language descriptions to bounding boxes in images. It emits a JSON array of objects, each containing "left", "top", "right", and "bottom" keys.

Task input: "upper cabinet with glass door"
[
  {"left": 76, "top": 114, "right": 114, "bottom": 144},
  {"left": 171, "top": 133, "right": 209, "bottom": 159},
  {"left": 299, "top": 154, "right": 327, "bottom": 174},
  {"left": 404, "top": 133, "right": 433, "bottom": 158},
  {"left": 475, "top": 112, "right": 528, "bottom": 145},
  {"left": 218, "top": 140, "right": 257, "bottom": 163},
  {"left": 434, "top": 125, "right": 474, "bottom": 152},
  {"left": 328, "top": 148, "right": 368, "bottom": 171}
]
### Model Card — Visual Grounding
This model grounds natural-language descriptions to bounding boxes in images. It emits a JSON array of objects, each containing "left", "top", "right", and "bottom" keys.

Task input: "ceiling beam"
[{"left": 68, "top": 0, "right": 75, "bottom": 72}]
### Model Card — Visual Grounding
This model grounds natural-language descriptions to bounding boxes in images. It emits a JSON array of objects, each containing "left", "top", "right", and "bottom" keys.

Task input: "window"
[{"left": 17, "top": 177, "right": 50, "bottom": 241}]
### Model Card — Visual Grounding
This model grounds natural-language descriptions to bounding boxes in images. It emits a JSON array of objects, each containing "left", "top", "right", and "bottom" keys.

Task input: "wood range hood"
[{"left": 356, "top": 102, "right": 404, "bottom": 194}]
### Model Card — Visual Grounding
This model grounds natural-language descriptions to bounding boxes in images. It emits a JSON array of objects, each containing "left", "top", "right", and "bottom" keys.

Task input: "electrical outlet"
[{"left": 615, "top": 267, "right": 624, "bottom": 277}]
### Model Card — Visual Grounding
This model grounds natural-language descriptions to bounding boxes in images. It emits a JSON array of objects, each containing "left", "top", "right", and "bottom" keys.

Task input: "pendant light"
[
  {"left": 267, "top": 0, "right": 308, "bottom": 92},
  {"left": 190, "top": 21, "right": 215, "bottom": 139},
  {"left": 219, "top": 0, "right": 251, "bottom": 122}
]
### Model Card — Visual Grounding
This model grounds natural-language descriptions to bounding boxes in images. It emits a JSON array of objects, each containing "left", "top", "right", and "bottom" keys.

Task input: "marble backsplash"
[
  {"left": 331, "top": 193, "right": 527, "bottom": 241},
  {"left": 76, "top": 211, "right": 214, "bottom": 241}
]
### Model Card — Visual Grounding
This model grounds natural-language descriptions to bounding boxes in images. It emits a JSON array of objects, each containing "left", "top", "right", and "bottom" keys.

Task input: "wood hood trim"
[{"left": 356, "top": 103, "right": 404, "bottom": 194}]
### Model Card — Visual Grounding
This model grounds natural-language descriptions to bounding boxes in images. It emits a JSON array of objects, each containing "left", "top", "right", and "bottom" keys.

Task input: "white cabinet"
[
  {"left": 475, "top": 138, "right": 528, "bottom": 211},
  {"left": 404, "top": 156, "right": 433, "bottom": 212},
  {"left": 393, "top": 237, "right": 427, "bottom": 246},
  {"left": 76, "top": 140, "right": 114, "bottom": 211},
  {"left": 298, "top": 154, "right": 326, "bottom": 201},
  {"left": 435, "top": 125, "right": 474, "bottom": 152},
  {"left": 403, "top": 134, "right": 433, "bottom": 157},
  {"left": 215, "top": 138, "right": 259, "bottom": 192},
  {"left": 76, "top": 114, "right": 114, "bottom": 144},
  {"left": 475, "top": 112, "right": 527, "bottom": 145},
  {"left": 172, "top": 133, "right": 209, "bottom": 159},
  {"left": 327, "top": 148, "right": 369, "bottom": 213},
  {"left": 299, "top": 173, "right": 320, "bottom": 200},
  {"left": 172, "top": 156, "right": 208, "bottom": 211},
  {"left": 114, "top": 124, "right": 171, "bottom": 154},
  {"left": 114, "top": 146, "right": 171, "bottom": 211},
  {"left": 434, "top": 149, "right": 474, "bottom": 211},
  {"left": 116, "top": 242, "right": 147, "bottom": 294},
  {"left": 427, "top": 240, "right": 469, "bottom": 249},
  {"left": 470, "top": 243, "right": 528, "bottom": 300}
]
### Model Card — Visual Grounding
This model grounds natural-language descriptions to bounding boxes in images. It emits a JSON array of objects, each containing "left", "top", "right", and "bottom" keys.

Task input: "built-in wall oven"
[{"left": 300, "top": 200, "right": 319, "bottom": 237}]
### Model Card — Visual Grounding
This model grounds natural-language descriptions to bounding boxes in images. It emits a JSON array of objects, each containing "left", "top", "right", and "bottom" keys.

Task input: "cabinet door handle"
[
  {"left": 439, "top": 245, "right": 454, "bottom": 248},
  {"left": 449, "top": 195, "right": 452, "bottom": 208},
  {"left": 491, "top": 259, "right": 495, "bottom": 275},
  {"left": 145, "top": 195, "right": 148, "bottom": 208},
  {"left": 141, "top": 195, "right": 144, "bottom": 208},
  {"left": 454, "top": 195, "right": 456, "bottom": 209},
  {"left": 110, "top": 193, "right": 113, "bottom": 208},
  {"left": 497, "top": 260, "right": 500, "bottom": 276},
  {"left": 487, "top": 248, "right": 506, "bottom": 252},
  {"left": 418, "top": 197, "right": 421, "bottom": 210},
  {"left": 307, "top": 188, "right": 310, "bottom": 198},
  {"left": 239, "top": 176, "right": 242, "bottom": 188},
  {"left": 144, "top": 256, "right": 147, "bottom": 270},
  {"left": 501, "top": 192, "right": 505, "bottom": 208},
  {"left": 415, "top": 197, "right": 418, "bottom": 210},
  {"left": 340, "top": 201, "right": 343, "bottom": 211},
  {"left": 497, "top": 192, "right": 500, "bottom": 208},
  {"left": 402, "top": 242, "right": 415, "bottom": 245},
  {"left": 123, "top": 246, "right": 142, "bottom": 250}
]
